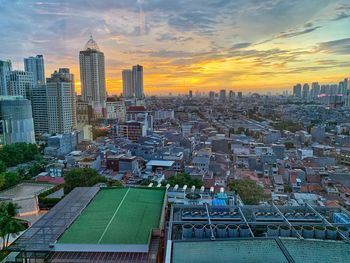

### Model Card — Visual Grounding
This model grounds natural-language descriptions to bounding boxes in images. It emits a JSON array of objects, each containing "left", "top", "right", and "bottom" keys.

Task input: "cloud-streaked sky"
[{"left": 0, "top": 0, "right": 350, "bottom": 95}]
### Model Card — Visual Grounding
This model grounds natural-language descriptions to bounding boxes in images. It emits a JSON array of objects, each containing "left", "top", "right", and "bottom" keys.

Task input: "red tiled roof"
[
  {"left": 290, "top": 174, "right": 297, "bottom": 183},
  {"left": 127, "top": 106, "right": 146, "bottom": 112},
  {"left": 35, "top": 176, "right": 65, "bottom": 184}
]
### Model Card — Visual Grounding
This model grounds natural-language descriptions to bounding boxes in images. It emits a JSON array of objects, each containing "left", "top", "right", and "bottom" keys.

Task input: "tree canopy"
[
  {"left": 0, "top": 172, "right": 23, "bottom": 191},
  {"left": 0, "top": 143, "right": 40, "bottom": 167},
  {"left": 92, "top": 128, "right": 108, "bottom": 140},
  {"left": 163, "top": 173, "right": 202, "bottom": 188},
  {"left": 0, "top": 202, "right": 26, "bottom": 250},
  {"left": 228, "top": 179, "right": 267, "bottom": 205},
  {"left": 0, "top": 161, "right": 6, "bottom": 174},
  {"left": 284, "top": 142, "right": 295, "bottom": 150},
  {"left": 64, "top": 168, "right": 107, "bottom": 194}
]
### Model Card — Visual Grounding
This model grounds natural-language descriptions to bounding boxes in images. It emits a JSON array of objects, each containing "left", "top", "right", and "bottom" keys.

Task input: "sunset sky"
[{"left": 1, "top": 0, "right": 350, "bottom": 95}]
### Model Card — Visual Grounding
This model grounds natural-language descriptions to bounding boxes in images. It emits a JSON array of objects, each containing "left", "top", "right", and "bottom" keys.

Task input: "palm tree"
[{"left": 0, "top": 202, "right": 25, "bottom": 250}]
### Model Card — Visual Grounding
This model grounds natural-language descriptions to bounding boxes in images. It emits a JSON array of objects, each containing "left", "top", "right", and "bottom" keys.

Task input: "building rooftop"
[
  {"left": 171, "top": 238, "right": 350, "bottom": 263},
  {"left": 57, "top": 187, "right": 165, "bottom": 251},
  {"left": 146, "top": 160, "right": 175, "bottom": 167}
]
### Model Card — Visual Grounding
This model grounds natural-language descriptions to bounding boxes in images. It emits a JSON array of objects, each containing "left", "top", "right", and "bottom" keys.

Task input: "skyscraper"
[
  {"left": 219, "top": 89, "right": 226, "bottom": 102},
  {"left": 311, "top": 82, "right": 320, "bottom": 99},
  {"left": 24, "top": 55, "right": 45, "bottom": 85},
  {"left": 30, "top": 86, "right": 49, "bottom": 135},
  {"left": 47, "top": 69, "right": 75, "bottom": 134},
  {"left": 56, "top": 68, "right": 77, "bottom": 128},
  {"left": 293, "top": 83, "right": 302, "bottom": 98},
  {"left": 122, "top": 69, "right": 133, "bottom": 98},
  {"left": 209, "top": 91, "right": 215, "bottom": 100},
  {"left": 0, "top": 96, "right": 35, "bottom": 145},
  {"left": 132, "top": 64, "right": 143, "bottom": 98},
  {"left": 302, "top": 83, "right": 310, "bottom": 100},
  {"left": 7, "top": 70, "right": 33, "bottom": 97},
  {"left": 79, "top": 36, "right": 106, "bottom": 105},
  {"left": 0, "top": 60, "right": 12, "bottom": 96}
]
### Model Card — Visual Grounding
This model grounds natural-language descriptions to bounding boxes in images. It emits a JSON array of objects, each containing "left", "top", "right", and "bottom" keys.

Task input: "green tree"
[
  {"left": 106, "top": 180, "right": 123, "bottom": 187},
  {"left": 0, "top": 161, "right": 6, "bottom": 174},
  {"left": 0, "top": 202, "right": 26, "bottom": 250},
  {"left": 228, "top": 179, "right": 267, "bottom": 205},
  {"left": 92, "top": 128, "right": 108, "bottom": 140},
  {"left": 284, "top": 142, "right": 295, "bottom": 150},
  {"left": 0, "top": 172, "right": 23, "bottom": 191},
  {"left": 0, "top": 143, "right": 40, "bottom": 167},
  {"left": 163, "top": 173, "right": 202, "bottom": 188},
  {"left": 64, "top": 168, "right": 107, "bottom": 194}
]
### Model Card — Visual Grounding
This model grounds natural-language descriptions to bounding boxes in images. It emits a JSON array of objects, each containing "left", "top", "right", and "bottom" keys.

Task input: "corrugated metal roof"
[
  {"left": 146, "top": 160, "right": 175, "bottom": 167},
  {"left": 172, "top": 239, "right": 289, "bottom": 263}
]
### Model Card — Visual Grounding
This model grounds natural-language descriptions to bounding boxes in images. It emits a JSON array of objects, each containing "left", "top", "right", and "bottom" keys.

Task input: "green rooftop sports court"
[{"left": 57, "top": 187, "right": 165, "bottom": 247}]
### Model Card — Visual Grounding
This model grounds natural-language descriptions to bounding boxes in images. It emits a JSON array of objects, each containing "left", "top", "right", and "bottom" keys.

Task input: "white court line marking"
[{"left": 97, "top": 188, "right": 130, "bottom": 244}]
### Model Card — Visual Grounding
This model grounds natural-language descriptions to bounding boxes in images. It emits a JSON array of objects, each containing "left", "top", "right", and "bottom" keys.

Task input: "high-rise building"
[
  {"left": 209, "top": 91, "right": 215, "bottom": 100},
  {"left": 311, "top": 82, "right": 320, "bottom": 99},
  {"left": 302, "top": 83, "right": 310, "bottom": 100},
  {"left": 344, "top": 78, "right": 348, "bottom": 90},
  {"left": 24, "top": 55, "right": 45, "bottom": 85},
  {"left": 189, "top": 90, "right": 193, "bottom": 98},
  {"left": 30, "top": 85, "right": 49, "bottom": 135},
  {"left": 79, "top": 36, "right": 106, "bottom": 105},
  {"left": 0, "top": 60, "right": 12, "bottom": 96},
  {"left": 229, "top": 90, "right": 235, "bottom": 100},
  {"left": 47, "top": 69, "right": 75, "bottom": 134},
  {"left": 237, "top": 91, "right": 242, "bottom": 100},
  {"left": 0, "top": 96, "right": 35, "bottom": 145},
  {"left": 132, "top": 64, "right": 143, "bottom": 98},
  {"left": 56, "top": 68, "right": 76, "bottom": 128},
  {"left": 219, "top": 89, "right": 226, "bottom": 102},
  {"left": 7, "top": 70, "right": 33, "bottom": 97},
  {"left": 293, "top": 83, "right": 302, "bottom": 98},
  {"left": 122, "top": 69, "right": 133, "bottom": 98}
]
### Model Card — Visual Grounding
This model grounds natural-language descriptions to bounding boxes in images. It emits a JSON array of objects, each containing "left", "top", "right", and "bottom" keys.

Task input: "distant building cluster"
[
  {"left": 0, "top": 36, "right": 145, "bottom": 146},
  {"left": 293, "top": 78, "right": 349, "bottom": 107}
]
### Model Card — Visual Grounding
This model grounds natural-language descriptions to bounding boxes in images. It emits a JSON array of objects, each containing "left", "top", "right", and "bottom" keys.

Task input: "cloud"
[
  {"left": 336, "top": 3, "right": 350, "bottom": 11},
  {"left": 156, "top": 33, "right": 193, "bottom": 42},
  {"left": 317, "top": 38, "right": 350, "bottom": 54},
  {"left": 231, "top": 42, "right": 251, "bottom": 49},
  {"left": 331, "top": 12, "right": 350, "bottom": 21},
  {"left": 304, "top": 22, "right": 313, "bottom": 28},
  {"left": 276, "top": 26, "right": 321, "bottom": 39}
]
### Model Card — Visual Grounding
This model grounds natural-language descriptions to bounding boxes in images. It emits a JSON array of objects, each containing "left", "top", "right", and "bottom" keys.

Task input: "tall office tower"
[
  {"left": 311, "top": 82, "right": 320, "bottom": 99},
  {"left": 344, "top": 78, "right": 348, "bottom": 90},
  {"left": 7, "top": 70, "right": 33, "bottom": 97},
  {"left": 30, "top": 85, "right": 49, "bottom": 135},
  {"left": 24, "top": 55, "right": 45, "bottom": 85},
  {"left": 189, "top": 90, "right": 193, "bottom": 98},
  {"left": 293, "top": 83, "right": 302, "bottom": 98},
  {"left": 237, "top": 91, "right": 242, "bottom": 100},
  {"left": 0, "top": 96, "right": 35, "bottom": 145},
  {"left": 79, "top": 36, "right": 106, "bottom": 105},
  {"left": 0, "top": 60, "right": 12, "bottom": 96},
  {"left": 228, "top": 90, "right": 235, "bottom": 100},
  {"left": 56, "top": 68, "right": 77, "bottom": 128},
  {"left": 209, "top": 91, "right": 215, "bottom": 100},
  {"left": 338, "top": 81, "right": 345, "bottom": 95},
  {"left": 302, "top": 83, "right": 310, "bottom": 100},
  {"left": 46, "top": 69, "right": 75, "bottom": 134},
  {"left": 219, "top": 89, "right": 226, "bottom": 102},
  {"left": 122, "top": 69, "right": 133, "bottom": 98},
  {"left": 132, "top": 64, "right": 143, "bottom": 98}
]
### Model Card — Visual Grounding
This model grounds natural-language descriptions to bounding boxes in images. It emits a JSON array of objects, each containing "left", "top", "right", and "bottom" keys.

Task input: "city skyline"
[{"left": 0, "top": 0, "right": 350, "bottom": 95}]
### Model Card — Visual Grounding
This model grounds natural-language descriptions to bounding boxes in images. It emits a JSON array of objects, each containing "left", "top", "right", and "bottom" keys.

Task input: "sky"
[{"left": 0, "top": 0, "right": 350, "bottom": 95}]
